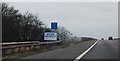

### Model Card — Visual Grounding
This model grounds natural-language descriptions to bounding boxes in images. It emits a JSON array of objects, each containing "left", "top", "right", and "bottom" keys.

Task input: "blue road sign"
[{"left": 51, "top": 22, "right": 57, "bottom": 29}]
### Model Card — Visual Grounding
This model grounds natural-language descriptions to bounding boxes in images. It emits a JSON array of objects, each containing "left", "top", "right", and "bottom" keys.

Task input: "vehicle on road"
[
  {"left": 101, "top": 38, "right": 104, "bottom": 40},
  {"left": 108, "top": 36, "right": 113, "bottom": 40}
]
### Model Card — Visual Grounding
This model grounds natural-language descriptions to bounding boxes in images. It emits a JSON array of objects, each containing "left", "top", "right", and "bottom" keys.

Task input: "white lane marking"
[{"left": 73, "top": 40, "right": 99, "bottom": 61}]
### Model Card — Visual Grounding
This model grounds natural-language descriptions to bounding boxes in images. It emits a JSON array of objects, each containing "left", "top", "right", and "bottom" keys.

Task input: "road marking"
[{"left": 73, "top": 40, "right": 99, "bottom": 61}]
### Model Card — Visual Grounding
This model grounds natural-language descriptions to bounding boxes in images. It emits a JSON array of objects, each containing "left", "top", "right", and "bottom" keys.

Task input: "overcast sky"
[{"left": 9, "top": 2, "right": 118, "bottom": 39}]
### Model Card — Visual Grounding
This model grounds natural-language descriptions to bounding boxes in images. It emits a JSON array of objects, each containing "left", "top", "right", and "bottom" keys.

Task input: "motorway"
[
  {"left": 81, "top": 40, "right": 118, "bottom": 59},
  {"left": 10, "top": 40, "right": 118, "bottom": 61}
]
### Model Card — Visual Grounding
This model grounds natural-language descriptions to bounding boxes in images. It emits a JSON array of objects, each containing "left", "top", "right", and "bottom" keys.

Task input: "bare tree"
[
  {"left": 56, "top": 26, "right": 73, "bottom": 41},
  {"left": 2, "top": 3, "right": 46, "bottom": 42}
]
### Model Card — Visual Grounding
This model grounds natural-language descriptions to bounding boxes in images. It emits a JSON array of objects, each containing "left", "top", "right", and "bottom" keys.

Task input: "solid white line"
[{"left": 73, "top": 40, "right": 99, "bottom": 61}]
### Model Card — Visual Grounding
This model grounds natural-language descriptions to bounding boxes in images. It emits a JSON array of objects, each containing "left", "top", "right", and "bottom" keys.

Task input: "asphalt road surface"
[
  {"left": 81, "top": 40, "right": 118, "bottom": 59},
  {"left": 118, "top": 40, "right": 120, "bottom": 59},
  {"left": 20, "top": 40, "right": 96, "bottom": 60}
]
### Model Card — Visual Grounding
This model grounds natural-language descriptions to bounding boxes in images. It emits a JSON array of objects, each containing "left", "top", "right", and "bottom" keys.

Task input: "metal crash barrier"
[{"left": 0, "top": 40, "right": 62, "bottom": 55}]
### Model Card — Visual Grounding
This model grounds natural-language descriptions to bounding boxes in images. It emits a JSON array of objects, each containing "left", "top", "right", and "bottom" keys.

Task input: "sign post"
[{"left": 44, "top": 22, "right": 58, "bottom": 42}]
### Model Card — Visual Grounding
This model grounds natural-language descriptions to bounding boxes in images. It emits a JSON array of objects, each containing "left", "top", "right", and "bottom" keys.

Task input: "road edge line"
[{"left": 73, "top": 40, "right": 99, "bottom": 61}]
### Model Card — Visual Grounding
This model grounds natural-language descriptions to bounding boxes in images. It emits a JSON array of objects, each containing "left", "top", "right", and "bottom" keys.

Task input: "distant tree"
[
  {"left": 81, "top": 37, "right": 97, "bottom": 41},
  {"left": 56, "top": 26, "right": 73, "bottom": 41},
  {"left": 108, "top": 36, "right": 113, "bottom": 40}
]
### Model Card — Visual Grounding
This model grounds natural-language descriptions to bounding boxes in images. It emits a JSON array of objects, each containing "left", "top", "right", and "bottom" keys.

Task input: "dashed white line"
[{"left": 73, "top": 40, "right": 99, "bottom": 61}]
